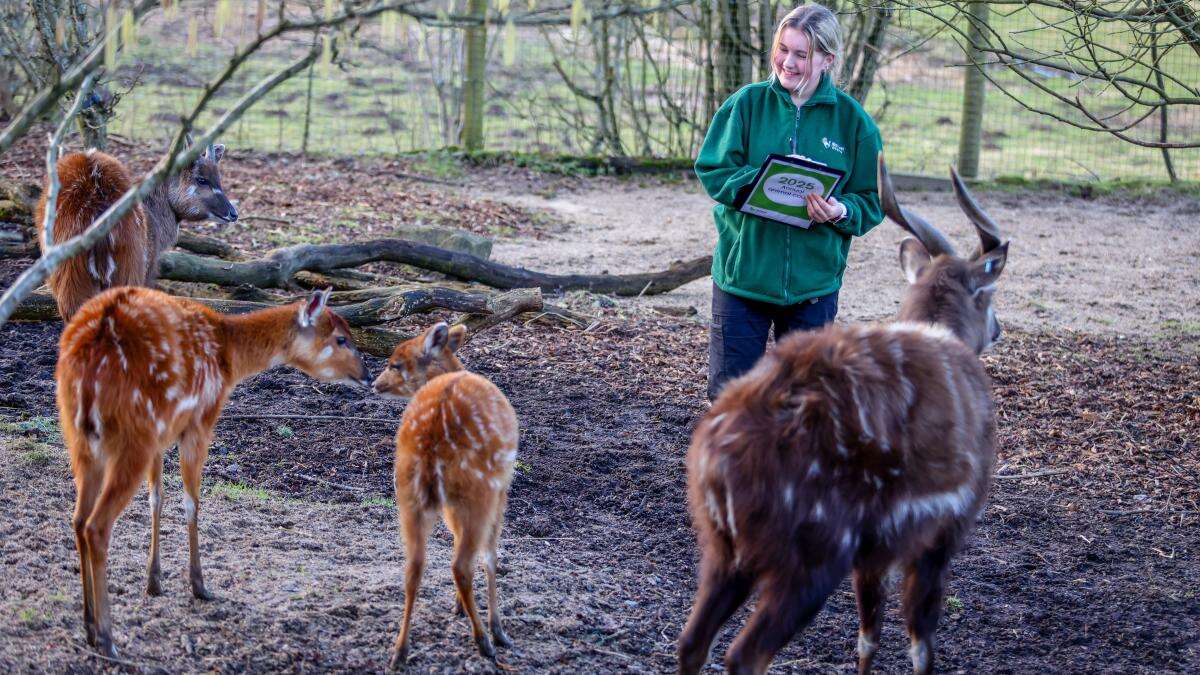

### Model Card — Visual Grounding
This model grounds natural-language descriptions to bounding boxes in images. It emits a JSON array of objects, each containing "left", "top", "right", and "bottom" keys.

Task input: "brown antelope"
[
  {"left": 677, "top": 157, "right": 1009, "bottom": 675},
  {"left": 372, "top": 322, "right": 518, "bottom": 667},
  {"left": 37, "top": 139, "right": 238, "bottom": 319},
  {"left": 57, "top": 286, "right": 369, "bottom": 658}
]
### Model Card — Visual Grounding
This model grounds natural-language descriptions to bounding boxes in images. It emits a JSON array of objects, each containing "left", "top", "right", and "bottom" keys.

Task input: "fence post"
[
  {"left": 460, "top": 0, "right": 488, "bottom": 152},
  {"left": 957, "top": 0, "right": 988, "bottom": 179}
]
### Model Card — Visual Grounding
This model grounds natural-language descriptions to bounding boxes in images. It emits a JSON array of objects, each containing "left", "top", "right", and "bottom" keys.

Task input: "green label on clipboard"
[{"left": 737, "top": 154, "right": 845, "bottom": 229}]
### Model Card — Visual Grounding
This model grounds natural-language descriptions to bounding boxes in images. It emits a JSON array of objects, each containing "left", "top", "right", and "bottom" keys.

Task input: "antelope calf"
[
  {"left": 372, "top": 322, "right": 518, "bottom": 667},
  {"left": 58, "top": 286, "right": 369, "bottom": 658},
  {"left": 678, "top": 157, "right": 1009, "bottom": 675},
  {"left": 37, "top": 139, "right": 238, "bottom": 319}
]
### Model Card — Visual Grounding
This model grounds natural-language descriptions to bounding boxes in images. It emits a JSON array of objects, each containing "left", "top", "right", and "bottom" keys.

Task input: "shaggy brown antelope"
[
  {"left": 37, "top": 139, "right": 238, "bottom": 318},
  {"left": 372, "top": 322, "right": 518, "bottom": 667},
  {"left": 678, "top": 157, "right": 1009, "bottom": 675},
  {"left": 58, "top": 286, "right": 368, "bottom": 658}
]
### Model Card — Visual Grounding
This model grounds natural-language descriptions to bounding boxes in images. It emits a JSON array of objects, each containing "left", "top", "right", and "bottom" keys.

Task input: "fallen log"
[
  {"left": 158, "top": 241, "right": 711, "bottom": 296},
  {"left": 1, "top": 240, "right": 37, "bottom": 258},
  {"left": 458, "top": 288, "right": 543, "bottom": 338},
  {"left": 175, "top": 232, "right": 240, "bottom": 259},
  {"left": 11, "top": 286, "right": 494, "bottom": 328}
]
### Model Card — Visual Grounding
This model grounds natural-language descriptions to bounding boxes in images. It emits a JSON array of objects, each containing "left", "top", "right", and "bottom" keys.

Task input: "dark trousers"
[{"left": 707, "top": 283, "right": 839, "bottom": 400}]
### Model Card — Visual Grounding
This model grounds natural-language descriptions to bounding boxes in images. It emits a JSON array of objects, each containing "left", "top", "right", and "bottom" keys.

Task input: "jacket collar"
[{"left": 769, "top": 71, "right": 837, "bottom": 107}]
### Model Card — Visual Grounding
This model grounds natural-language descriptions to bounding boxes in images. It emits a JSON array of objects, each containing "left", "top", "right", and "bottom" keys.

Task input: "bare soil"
[
  {"left": 2, "top": 141, "right": 1198, "bottom": 672},
  {"left": 482, "top": 178, "right": 1200, "bottom": 337}
]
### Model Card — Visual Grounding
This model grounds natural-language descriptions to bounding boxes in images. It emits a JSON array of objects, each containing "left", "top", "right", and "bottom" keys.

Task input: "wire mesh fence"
[{"left": 107, "top": 1, "right": 1198, "bottom": 182}]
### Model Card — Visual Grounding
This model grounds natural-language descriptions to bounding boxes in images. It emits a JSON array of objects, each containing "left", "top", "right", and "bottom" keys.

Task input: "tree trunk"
[
  {"left": 716, "top": 0, "right": 753, "bottom": 102},
  {"left": 459, "top": 0, "right": 488, "bottom": 151},
  {"left": 957, "top": 0, "right": 989, "bottom": 179}
]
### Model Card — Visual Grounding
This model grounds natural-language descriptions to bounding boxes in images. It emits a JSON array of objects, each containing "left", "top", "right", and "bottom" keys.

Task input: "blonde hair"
[{"left": 769, "top": 5, "right": 844, "bottom": 91}]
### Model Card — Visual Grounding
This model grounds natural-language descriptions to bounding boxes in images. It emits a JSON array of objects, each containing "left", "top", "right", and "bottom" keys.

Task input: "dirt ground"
[{"left": 1, "top": 144, "right": 1198, "bottom": 673}]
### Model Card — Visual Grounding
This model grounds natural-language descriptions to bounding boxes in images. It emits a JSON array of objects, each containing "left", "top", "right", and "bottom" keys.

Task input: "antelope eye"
[
  {"left": 336, "top": 336, "right": 348, "bottom": 347},
  {"left": 195, "top": 176, "right": 208, "bottom": 186},
  {"left": 388, "top": 363, "right": 402, "bottom": 370}
]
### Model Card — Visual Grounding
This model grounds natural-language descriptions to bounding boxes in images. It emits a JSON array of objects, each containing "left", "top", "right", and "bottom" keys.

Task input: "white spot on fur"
[
  {"left": 319, "top": 367, "right": 335, "bottom": 378},
  {"left": 489, "top": 477, "right": 502, "bottom": 490},
  {"left": 812, "top": 500, "right": 825, "bottom": 521},
  {"left": 149, "top": 486, "right": 161, "bottom": 512},
  {"left": 317, "top": 346, "right": 333, "bottom": 361},
  {"left": 910, "top": 640, "right": 930, "bottom": 673},
  {"left": 723, "top": 490, "right": 739, "bottom": 538},
  {"left": 175, "top": 394, "right": 200, "bottom": 417},
  {"left": 806, "top": 461, "right": 821, "bottom": 479},
  {"left": 887, "top": 321, "right": 958, "bottom": 344},
  {"left": 156, "top": 419, "right": 166, "bottom": 435},
  {"left": 858, "top": 632, "right": 878, "bottom": 659},
  {"left": 883, "top": 484, "right": 976, "bottom": 538},
  {"left": 782, "top": 485, "right": 794, "bottom": 510},
  {"left": 183, "top": 494, "right": 196, "bottom": 521}
]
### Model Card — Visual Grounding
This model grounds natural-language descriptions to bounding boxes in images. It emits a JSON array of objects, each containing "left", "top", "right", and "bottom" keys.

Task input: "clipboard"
[{"left": 734, "top": 154, "right": 846, "bottom": 228}]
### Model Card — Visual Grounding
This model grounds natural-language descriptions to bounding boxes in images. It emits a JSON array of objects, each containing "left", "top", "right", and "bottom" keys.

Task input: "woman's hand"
[{"left": 805, "top": 193, "right": 847, "bottom": 223}]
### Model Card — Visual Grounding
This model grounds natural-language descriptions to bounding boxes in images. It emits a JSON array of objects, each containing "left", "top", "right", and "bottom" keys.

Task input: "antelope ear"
[
  {"left": 969, "top": 241, "right": 1008, "bottom": 292},
  {"left": 422, "top": 322, "right": 450, "bottom": 356},
  {"left": 446, "top": 324, "right": 466, "bottom": 353},
  {"left": 184, "top": 132, "right": 195, "bottom": 149},
  {"left": 208, "top": 143, "right": 226, "bottom": 162},
  {"left": 899, "top": 237, "right": 931, "bottom": 285},
  {"left": 298, "top": 287, "right": 332, "bottom": 328}
]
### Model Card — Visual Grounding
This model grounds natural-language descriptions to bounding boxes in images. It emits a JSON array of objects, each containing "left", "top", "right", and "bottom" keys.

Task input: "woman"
[{"left": 696, "top": 4, "right": 884, "bottom": 400}]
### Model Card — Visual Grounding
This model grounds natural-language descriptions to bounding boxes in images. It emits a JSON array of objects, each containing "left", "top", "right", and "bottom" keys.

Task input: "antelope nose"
[{"left": 226, "top": 203, "right": 239, "bottom": 222}]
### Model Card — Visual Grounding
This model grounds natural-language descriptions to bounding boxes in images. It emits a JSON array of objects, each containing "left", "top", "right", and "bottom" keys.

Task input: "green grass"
[
  {"left": 275, "top": 424, "right": 295, "bottom": 439},
  {"left": 945, "top": 595, "right": 965, "bottom": 613},
  {"left": 361, "top": 496, "right": 395, "bottom": 508},
  {"left": 210, "top": 480, "right": 270, "bottom": 502},
  {"left": 1158, "top": 319, "right": 1200, "bottom": 336},
  {"left": 105, "top": 5, "right": 1197, "bottom": 182}
]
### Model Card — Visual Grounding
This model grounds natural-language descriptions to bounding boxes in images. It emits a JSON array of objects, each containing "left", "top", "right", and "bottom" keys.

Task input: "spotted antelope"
[
  {"left": 677, "top": 156, "right": 1009, "bottom": 675},
  {"left": 37, "top": 139, "right": 238, "bottom": 319},
  {"left": 57, "top": 286, "right": 369, "bottom": 658},
  {"left": 372, "top": 322, "right": 518, "bottom": 667}
]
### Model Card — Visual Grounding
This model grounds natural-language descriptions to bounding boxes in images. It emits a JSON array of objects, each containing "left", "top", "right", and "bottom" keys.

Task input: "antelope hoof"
[
  {"left": 388, "top": 644, "right": 409, "bottom": 671},
  {"left": 453, "top": 598, "right": 464, "bottom": 618},
  {"left": 492, "top": 627, "right": 512, "bottom": 649},
  {"left": 191, "top": 583, "right": 215, "bottom": 601},
  {"left": 94, "top": 635, "right": 118, "bottom": 660},
  {"left": 475, "top": 634, "right": 496, "bottom": 660},
  {"left": 146, "top": 574, "right": 164, "bottom": 597}
]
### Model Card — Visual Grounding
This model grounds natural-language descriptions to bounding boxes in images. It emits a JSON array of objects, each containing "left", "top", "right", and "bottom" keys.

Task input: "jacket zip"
[{"left": 784, "top": 102, "right": 804, "bottom": 295}]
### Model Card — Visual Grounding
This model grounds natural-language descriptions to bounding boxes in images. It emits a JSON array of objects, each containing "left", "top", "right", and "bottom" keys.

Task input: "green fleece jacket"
[{"left": 695, "top": 73, "right": 883, "bottom": 305}]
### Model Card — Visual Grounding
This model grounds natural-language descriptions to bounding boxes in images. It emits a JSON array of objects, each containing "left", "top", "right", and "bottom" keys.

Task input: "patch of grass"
[
  {"left": 945, "top": 596, "right": 965, "bottom": 613},
  {"left": 17, "top": 606, "right": 48, "bottom": 627},
  {"left": 408, "top": 151, "right": 466, "bottom": 180},
  {"left": 514, "top": 459, "right": 532, "bottom": 474},
  {"left": 1158, "top": 319, "right": 1200, "bottom": 336},
  {"left": 19, "top": 443, "right": 54, "bottom": 467},
  {"left": 210, "top": 480, "right": 270, "bottom": 502},
  {"left": 275, "top": 424, "right": 295, "bottom": 439},
  {"left": 361, "top": 496, "right": 395, "bottom": 508},
  {"left": 992, "top": 175, "right": 1200, "bottom": 199}
]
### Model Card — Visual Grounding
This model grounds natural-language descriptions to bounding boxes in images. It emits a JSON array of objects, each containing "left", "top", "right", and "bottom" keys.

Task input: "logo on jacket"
[{"left": 822, "top": 137, "right": 845, "bottom": 154}]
